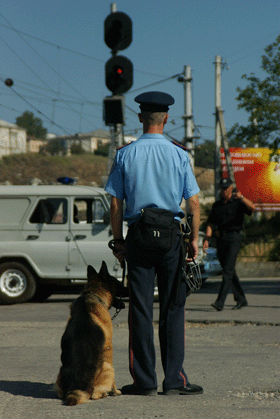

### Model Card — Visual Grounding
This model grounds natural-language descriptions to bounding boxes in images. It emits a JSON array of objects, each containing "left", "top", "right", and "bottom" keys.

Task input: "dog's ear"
[
  {"left": 87, "top": 265, "right": 98, "bottom": 278},
  {"left": 99, "top": 261, "right": 109, "bottom": 279}
]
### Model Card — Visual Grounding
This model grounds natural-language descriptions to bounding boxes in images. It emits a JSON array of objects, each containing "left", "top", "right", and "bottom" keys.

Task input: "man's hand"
[
  {"left": 112, "top": 242, "right": 126, "bottom": 264},
  {"left": 202, "top": 238, "right": 209, "bottom": 252},
  {"left": 233, "top": 190, "right": 243, "bottom": 199},
  {"left": 186, "top": 239, "right": 198, "bottom": 261}
]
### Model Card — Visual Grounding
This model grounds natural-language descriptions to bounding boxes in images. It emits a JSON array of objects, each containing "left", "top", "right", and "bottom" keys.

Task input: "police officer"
[
  {"left": 203, "top": 178, "right": 256, "bottom": 311},
  {"left": 105, "top": 91, "right": 203, "bottom": 396}
]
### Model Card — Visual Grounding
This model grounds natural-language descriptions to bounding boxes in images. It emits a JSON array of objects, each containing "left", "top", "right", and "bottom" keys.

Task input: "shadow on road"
[{"left": 0, "top": 381, "right": 56, "bottom": 399}]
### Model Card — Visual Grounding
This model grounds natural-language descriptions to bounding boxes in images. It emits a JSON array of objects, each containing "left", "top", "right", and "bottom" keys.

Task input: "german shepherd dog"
[{"left": 55, "top": 262, "right": 122, "bottom": 405}]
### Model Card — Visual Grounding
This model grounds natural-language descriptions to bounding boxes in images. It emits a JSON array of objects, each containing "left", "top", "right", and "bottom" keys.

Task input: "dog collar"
[{"left": 91, "top": 293, "right": 109, "bottom": 309}]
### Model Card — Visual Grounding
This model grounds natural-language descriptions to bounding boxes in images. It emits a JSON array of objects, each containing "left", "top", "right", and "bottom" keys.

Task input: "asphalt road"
[{"left": 0, "top": 277, "right": 279, "bottom": 419}]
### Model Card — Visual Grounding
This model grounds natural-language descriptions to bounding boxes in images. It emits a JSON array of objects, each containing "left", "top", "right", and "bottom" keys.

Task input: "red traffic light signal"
[
  {"left": 105, "top": 55, "right": 133, "bottom": 95},
  {"left": 104, "top": 11, "right": 132, "bottom": 53}
]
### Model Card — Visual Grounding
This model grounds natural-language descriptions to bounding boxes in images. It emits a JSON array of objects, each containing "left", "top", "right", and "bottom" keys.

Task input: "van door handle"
[
  {"left": 74, "top": 235, "right": 86, "bottom": 240},
  {"left": 27, "top": 235, "right": 39, "bottom": 240}
]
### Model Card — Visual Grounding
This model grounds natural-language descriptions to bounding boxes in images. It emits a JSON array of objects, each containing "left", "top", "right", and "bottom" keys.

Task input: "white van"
[{"left": 0, "top": 185, "right": 123, "bottom": 304}]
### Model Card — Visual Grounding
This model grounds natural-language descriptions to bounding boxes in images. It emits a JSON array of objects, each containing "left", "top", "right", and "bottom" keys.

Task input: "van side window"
[
  {"left": 94, "top": 200, "right": 105, "bottom": 222},
  {"left": 30, "top": 198, "right": 67, "bottom": 224},
  {"left": 73, "top": 198, "right": 106, "bottom": 224}
]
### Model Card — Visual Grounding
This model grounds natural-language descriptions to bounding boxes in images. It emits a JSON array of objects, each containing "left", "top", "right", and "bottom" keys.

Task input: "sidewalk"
[{"left": 183, "top": 277, "right": 280, "bottom": 325}]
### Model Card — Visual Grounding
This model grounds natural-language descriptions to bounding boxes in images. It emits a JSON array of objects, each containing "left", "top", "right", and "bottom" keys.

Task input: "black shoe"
[
  {"left": 211, "top": 302, "right": 223, "bottom": 311},
  {"left": 232, "top": 301, "right": 248, "bottom": 310},
  {"left": 164, "top": 384, "right": 203, "bottom": 396},
  {"left": 121, "top": 384, "right": 157, "bottom": 396}
]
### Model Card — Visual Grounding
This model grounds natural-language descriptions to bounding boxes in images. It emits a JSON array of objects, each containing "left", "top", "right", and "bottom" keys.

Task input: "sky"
[{"left": 0, "top": 0, "right": 279, "bottom": 145}]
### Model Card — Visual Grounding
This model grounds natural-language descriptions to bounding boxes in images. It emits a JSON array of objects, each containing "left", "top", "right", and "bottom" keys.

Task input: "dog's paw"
[
  {"left": 91, "top": 390, "right": 108, "bottom": 400},
  {"left": 109, "top": 388, "right": 121, "bottom": 396}
]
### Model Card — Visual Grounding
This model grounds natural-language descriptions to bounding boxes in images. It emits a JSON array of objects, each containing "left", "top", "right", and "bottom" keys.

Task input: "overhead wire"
[
  {"left": 0, "top": 35, "right": 99, "bottom": 133},
  {"left": 0, "top": 75, "right": 75, "bottom": 134},
  {"left": 128, "top": 73, "right": 183, "bottom": 94},
  {"left": 0, "top": 20, "right": 170, "bottom": 79},
  {"left": 224, "top": 30, "right": 280, "bottom": 66},
  {"left": 0, "top": 14, "right": 184, "bottom": 136},
  {"left": 0, "top": 12, "right": 103, "bottom": 132},
  {"left": 0, "top": 37, "right": 99, "bottom": 133},
  {"left": 3, "top": 16, "right": 276, "bottom": 138}
]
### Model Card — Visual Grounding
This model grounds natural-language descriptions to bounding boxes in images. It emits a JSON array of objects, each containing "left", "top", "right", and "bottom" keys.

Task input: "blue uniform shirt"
[{"left": 105, "top": 134, "right": 200, "bottom": 225}]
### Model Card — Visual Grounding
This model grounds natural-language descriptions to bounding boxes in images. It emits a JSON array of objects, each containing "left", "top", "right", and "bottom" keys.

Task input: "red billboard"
[{"left": 221, "top": 148, "right": 280, "bottom": 211}]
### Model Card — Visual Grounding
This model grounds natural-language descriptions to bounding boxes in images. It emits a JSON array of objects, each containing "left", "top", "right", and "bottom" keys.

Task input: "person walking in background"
[
  {"left": 106, "top": 91, "right": 203, "bottom": 396},
  {"left": 203, "top": 178, "right": 256, "bottom": 311}
]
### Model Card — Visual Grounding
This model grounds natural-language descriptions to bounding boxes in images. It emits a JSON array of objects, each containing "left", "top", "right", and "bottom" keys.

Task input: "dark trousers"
[
  {"left": 216, "top": 232, "right": 247, "bottom": 307},
  {"left": 126, "top": 227, "right": 188, "bottom": 391}
]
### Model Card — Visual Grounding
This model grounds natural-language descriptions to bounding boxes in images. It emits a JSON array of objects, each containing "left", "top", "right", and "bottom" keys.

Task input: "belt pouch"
[{"left": 132, "top": 208, "right": 176, "bottom": 252}]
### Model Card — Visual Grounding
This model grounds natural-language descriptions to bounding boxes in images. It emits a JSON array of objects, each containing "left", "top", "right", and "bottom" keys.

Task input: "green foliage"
[
  {"left": 95, "top": 143, "right": 110, "bottom": 157},
  {"left": 228, "top": 34, "right": 280, "bottom": 148},
  {"left": 70, "top": 143, "right": 86, "bottom": 155},
  {"left": 243, "top": 212, "right": 280, "bottom": 240},
  {"left": 15, "top": 111, "right": 48, "bottom": 139},
  {"left": 43, "top": 138, "right": 66, "bottom": 155},
  {"left": 268, "top": 240, "right": 280, "bottom": 261},
  {"left": 195, "top": 140, "right": 215, "bottom": 169}
]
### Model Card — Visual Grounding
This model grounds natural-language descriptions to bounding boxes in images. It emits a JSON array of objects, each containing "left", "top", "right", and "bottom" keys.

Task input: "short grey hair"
[{"left": 140, "top": 111, "right": 167, "bottom": 125}]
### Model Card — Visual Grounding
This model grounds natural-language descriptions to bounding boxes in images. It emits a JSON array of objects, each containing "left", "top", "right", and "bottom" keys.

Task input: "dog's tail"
[{"left": 65, "top": 389, "right": 91, "bottom": 406}]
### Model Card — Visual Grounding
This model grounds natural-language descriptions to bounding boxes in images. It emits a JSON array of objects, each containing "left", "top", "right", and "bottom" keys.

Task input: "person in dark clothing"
[{"left": 203, "top": 178, "right": 256, "bottom": 311}]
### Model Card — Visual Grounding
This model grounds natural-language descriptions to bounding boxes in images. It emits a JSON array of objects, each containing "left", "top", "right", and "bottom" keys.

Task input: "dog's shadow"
[{"left": 0, "top": 381, "right": 57, "bottom": 399}]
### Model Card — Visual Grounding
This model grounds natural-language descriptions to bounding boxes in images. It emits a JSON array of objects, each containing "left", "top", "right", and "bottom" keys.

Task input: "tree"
[
  {"left": 195, "top": 139, "right": 215, "bottom": 168},
  {"left": 16, "top": 111, "right": 47, "bottom": 139},
  {"left": 42, "top": 138, "right": 65, "bottom": 155},
  {"left": 228, "top": 35, "right": 280, "bottom": 152}
]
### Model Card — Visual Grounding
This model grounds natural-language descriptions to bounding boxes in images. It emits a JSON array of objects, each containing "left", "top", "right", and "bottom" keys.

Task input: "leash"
[
  {"left": 108, "top": 239, "right": 127, "bottom": 321},
  {"left": 111, "top": 260, "right": 126, "bottom": 321}
]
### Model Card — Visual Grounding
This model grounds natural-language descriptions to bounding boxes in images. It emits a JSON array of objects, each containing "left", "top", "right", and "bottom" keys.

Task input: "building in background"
[
  {"left": 53, "top": 129, "right": 111, "bottom": 155},
  {"left": 0, "top": 119, "right": 27, "bottom": 158}
]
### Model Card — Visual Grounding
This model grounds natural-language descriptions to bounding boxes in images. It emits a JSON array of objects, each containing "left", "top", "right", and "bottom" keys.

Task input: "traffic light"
[
  {"left": 105, "top": 55, "right": 133, "bottom": 95},
  {"left": 103, "top": 96, "right": 125, "bottom": 125},
  {"left": 104, "top": 11, "right": 132, "bottom": 53},
  {"left": 104, "top": 10, "right": 133, "bottom": 124}
]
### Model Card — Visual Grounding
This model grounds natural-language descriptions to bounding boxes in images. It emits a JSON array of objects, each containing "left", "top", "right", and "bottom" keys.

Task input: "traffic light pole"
[{"left": 107, "top": 124, "right": 123, "bottom": 175}]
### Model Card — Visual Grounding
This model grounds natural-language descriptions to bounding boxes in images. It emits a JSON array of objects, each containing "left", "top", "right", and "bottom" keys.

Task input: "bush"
[
  {"left": 268, "top": 240, "right": 280, "bottom": 261},
  {"left": 95, "top": 144, "right": 110, "bottom": 157}
]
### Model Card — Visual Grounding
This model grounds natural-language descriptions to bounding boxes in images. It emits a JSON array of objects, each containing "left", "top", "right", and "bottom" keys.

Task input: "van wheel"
[{"left": 0, "top": 262, "right": 36, "bottom": 304}]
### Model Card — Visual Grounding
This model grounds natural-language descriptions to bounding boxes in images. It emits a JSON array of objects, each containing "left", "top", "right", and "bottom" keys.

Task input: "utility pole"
[
  {"left": 214, "top": 56, "right": 222, "bottom": 200},
  {"left": 178, "top": 65, "right": 194, "bottom": 168},
  {"left": 215, "top": 56, "right": 236, "bottom": 198}
]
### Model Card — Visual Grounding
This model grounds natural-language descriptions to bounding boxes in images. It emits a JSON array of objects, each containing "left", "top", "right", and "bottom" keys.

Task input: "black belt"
[{"left": 128, "top": 220, "right": 181, "bottom": 229}]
